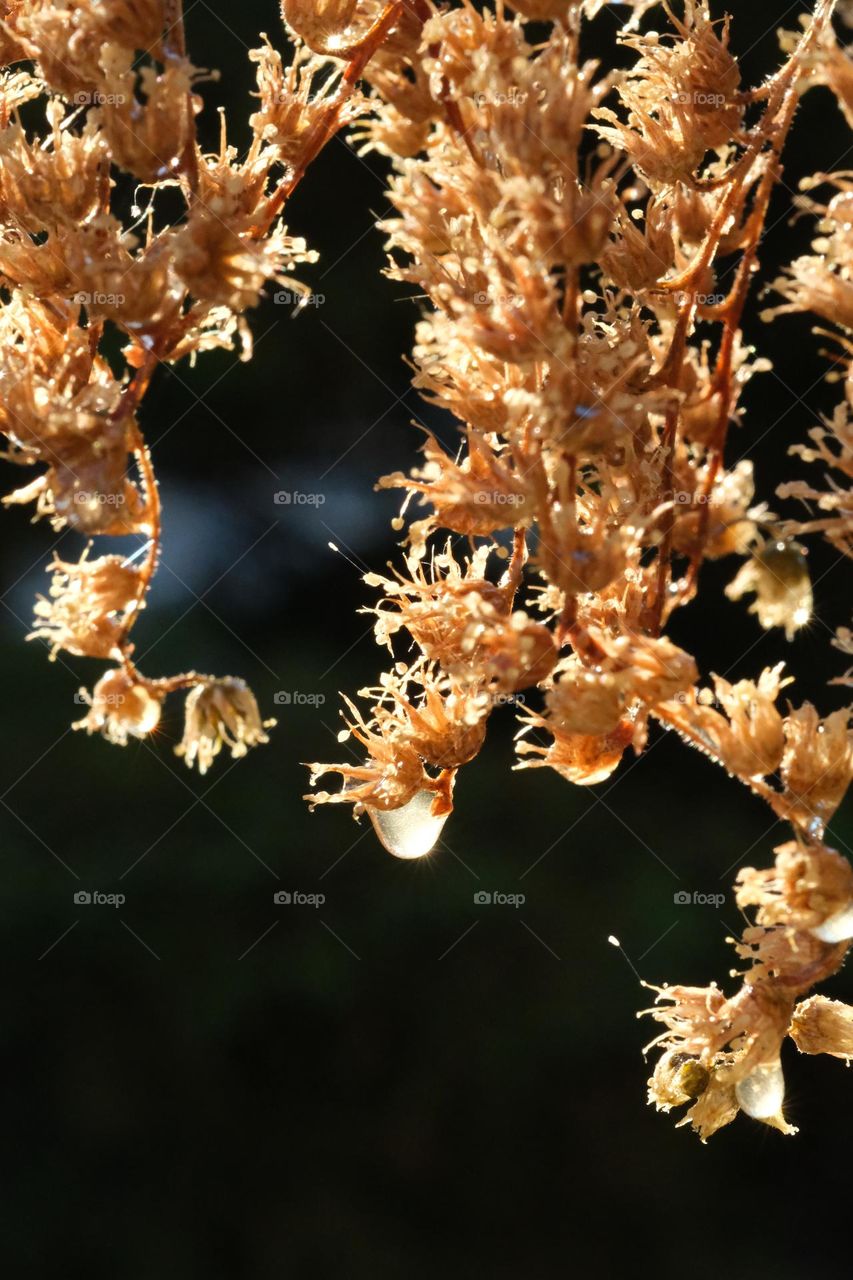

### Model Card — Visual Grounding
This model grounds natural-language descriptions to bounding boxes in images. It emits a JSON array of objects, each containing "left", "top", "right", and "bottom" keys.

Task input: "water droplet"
[
  {"left": 735, "top": 1059, "right": 785, "bottom": 1120},
  {"left": 369, "top": 790, "right": 448, "bottom": 860},
  {"left": 812, "top": 901, "right": 853, "bottom": 943}
]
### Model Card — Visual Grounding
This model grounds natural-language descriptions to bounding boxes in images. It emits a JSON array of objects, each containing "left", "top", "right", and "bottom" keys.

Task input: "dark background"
[{"left": 2, "top": 2, "right": 852, "bottom": 1275}]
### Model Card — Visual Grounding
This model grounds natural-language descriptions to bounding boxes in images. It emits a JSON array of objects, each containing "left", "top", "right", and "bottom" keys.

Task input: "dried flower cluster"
[
  {"left": 0, "top": 0, "right": 401, "bottom": 768},
  {"left": 3, "top": 1, "right": 853, "bottom": 1138},
  {"left": 296, "top": 0, "right": 853, "bottom": 1138}
]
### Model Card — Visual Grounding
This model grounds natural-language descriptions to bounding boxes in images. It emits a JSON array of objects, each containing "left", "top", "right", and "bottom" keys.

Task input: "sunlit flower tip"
[
  {"left": 735, "top": 1059, "right": 794, "bottom": 1132},
  {"left": 369, "top": 787, "right": 451, "bottom": 860},
  {"left": 725, "top": 541, "right": 812, "bottom": 640},
  {"left": 74, "top": 669, "right": 163, "bottom": 747},
  {"left": 175, "top": 678, "right": 273, "bottom": 774}
]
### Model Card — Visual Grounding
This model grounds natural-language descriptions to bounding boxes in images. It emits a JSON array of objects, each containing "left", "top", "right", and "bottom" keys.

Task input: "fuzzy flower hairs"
[
  {"left": 0, "top": 1, "right": 402, "bottom": 769},
  {"left": 301, "top": 0, "right": 853, "bottom": 1138}
]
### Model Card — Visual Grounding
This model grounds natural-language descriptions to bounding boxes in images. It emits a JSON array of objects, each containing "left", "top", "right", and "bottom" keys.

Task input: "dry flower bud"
[
  {"left": 74, "top": 669, "right": 163, "bottom": 746},
  {"left": 29, "top": 552, "right": 143, "bottom": 660},
  {"left": 176, "top": 679, "right": 273, "bottom": 775},
  {"left": 725, "top": 541, "right": 813, "bottom": 640},
  {"left": 790, "top": 996, "right": 853, "bottom": 1059}
]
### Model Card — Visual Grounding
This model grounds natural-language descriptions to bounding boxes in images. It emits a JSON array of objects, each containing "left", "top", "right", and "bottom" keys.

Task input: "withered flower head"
[
  {"left": 307, "top": 691, "right": 425, "bottom": 814},
  {"left": 74, "top": 668, "right": 164, "bottom": 746},
  {"left": 30, "top": 551, "right": 142, "bottom": 660},
  {"left": 726, "top": 541, "right": 813, "bottom": 640},
  {"left": 176, "top": 678, "right": 273, "bottom": 775}
]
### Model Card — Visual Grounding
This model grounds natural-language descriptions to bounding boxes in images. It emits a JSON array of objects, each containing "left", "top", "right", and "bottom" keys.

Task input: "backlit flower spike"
[{"left": 0, "top": 1, "right": 404, "bottom": 768}]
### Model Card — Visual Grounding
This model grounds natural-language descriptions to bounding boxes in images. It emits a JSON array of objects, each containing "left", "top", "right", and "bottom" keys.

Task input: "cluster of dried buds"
[
  {"left": 0, "top": 0, "right": 404, "bottom": 768},
  {"left": 299, "top": 0, "right": 853, "bottom": 1138},
  {"left": 2, "top": 1, "right": 852, "bottom": 1137}
]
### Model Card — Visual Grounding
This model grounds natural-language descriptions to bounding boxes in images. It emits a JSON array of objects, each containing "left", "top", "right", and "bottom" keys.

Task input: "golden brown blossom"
[
  {"left": 725, "top": 541, "right": 813, "bottom": 640},
  {"left": 790, "top": 996, "right": 853, "bottom": 1059},
  {"left": 30, "top": 552, "right": 143, "bottom": 660},
  {"left": 74, "top": 668, "right": 164, "bottom": 746},
  {"left": 515, "top": 711, "right": 634, "bottom": 786},
  {"left": 176, "top": 679, "right": 273, "bottom": 775},
  {"left": 778, "top": 704, "right": 853, "bottom": 835},
  {"left": 307, "top": 694, "right": 426, "bottom": 813}
]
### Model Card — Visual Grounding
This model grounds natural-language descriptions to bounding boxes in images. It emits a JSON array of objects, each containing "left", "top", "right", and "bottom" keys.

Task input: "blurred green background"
[{"left": 2, "top": 2, "right": 852, "bottom": 1275}]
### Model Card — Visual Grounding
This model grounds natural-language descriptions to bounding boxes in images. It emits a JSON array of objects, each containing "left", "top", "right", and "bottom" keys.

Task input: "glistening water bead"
[
  {"left": 735, "top": 1059, "right": 786, "bottom": 1121},
  {"left": 369, "top": 790, "right": 449, "bottom": 860},
  {"left": 811, "top": 902, "right": 853, "bottom": 943}
]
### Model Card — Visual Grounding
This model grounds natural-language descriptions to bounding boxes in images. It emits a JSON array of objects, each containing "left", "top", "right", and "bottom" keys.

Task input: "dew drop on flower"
[
  {"left": 369, "top": 790, "right": 449, "bottom": 859},
  {"left": 735, "top": 1059, "right": 785, "bottom": 1120},
  {"left": 811, "top": 901, "right": 853, "bottom": 943}
]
